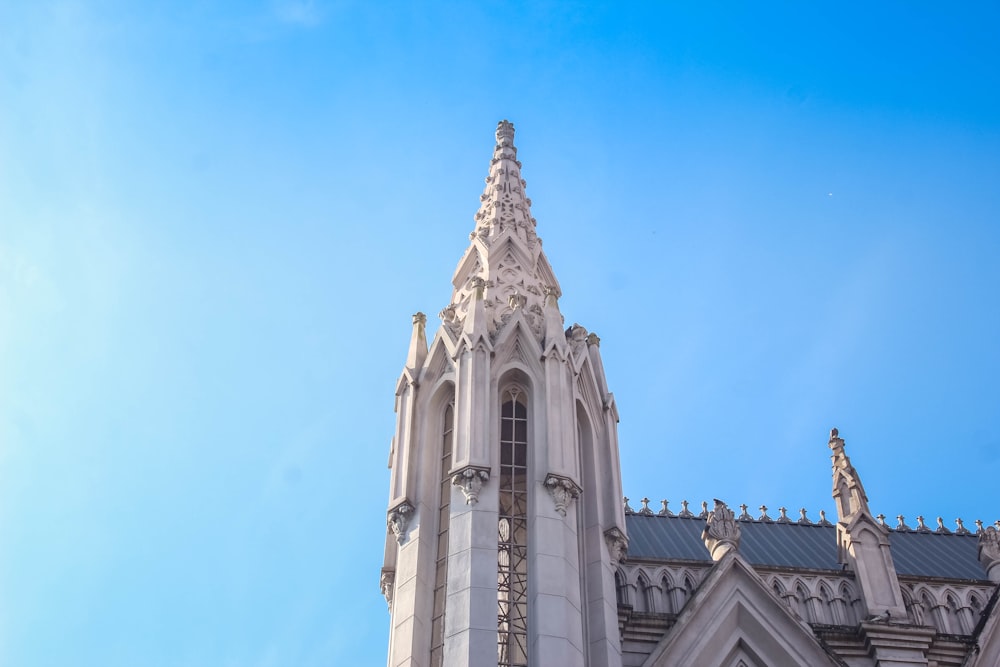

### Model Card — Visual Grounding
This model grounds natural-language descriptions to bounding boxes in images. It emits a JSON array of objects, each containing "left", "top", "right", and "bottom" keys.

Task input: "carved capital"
[
  {"left": 702, "top": 499, "right": 741, "bottom": 561},
  {"left": 543, "top": 473, "right": 581, "bottom": 517},
  {"left": 379, "top": 567, "right": 395, "bottom": 609},
  {"left": 604, "top": 526, "right": 628, "bottom": 565},
  {"left": 451, "top": 465, "right": 490, "bottom": 505},
  {"left": 387, "top": 500, "right": 415, "bottom": 545}
]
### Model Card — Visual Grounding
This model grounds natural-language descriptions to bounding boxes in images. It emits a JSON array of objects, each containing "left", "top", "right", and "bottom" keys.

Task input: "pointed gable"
[{"left": 643, "top": 552, "right": 844, "bottom": 667}]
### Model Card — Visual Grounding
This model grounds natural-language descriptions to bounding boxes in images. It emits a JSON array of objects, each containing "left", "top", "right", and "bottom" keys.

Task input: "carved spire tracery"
[{"left": 444, "top": 121, "right": 563, "bottom": 344}]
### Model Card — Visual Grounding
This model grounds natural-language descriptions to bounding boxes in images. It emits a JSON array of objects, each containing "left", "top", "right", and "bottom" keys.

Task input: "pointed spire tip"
[{"left": 496, "top": 119, "right": 515, "bottom": 147}]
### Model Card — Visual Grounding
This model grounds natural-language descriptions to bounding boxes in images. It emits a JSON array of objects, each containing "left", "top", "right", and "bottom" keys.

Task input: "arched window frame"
[
  {"left": 429, "top": 398, "right": 455, "bottom": 667},
  {"left": 497, "top": 385, "right": 529, "bottom": 667}
]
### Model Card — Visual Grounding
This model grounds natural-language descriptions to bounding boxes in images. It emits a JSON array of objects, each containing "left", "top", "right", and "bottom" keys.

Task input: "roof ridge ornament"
[
  {"left": 678, "top": 500, "right": 694, "bottom": 518},
  {"left": 658, "top": 500, "right": 675, "bottom": 517},
  {"left": 702, "top": 499, "right": 741, "bottom": 561}
]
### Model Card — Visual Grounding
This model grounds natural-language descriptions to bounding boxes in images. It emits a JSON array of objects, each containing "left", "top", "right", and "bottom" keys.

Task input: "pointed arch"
[
  {"left": 946, "top": 590, "right": 972, "bottom": 634},
  {"left": 429, "top": 396, "right": 455, "bottom": 667},
  {"left": 660, "top": 572, "right": 676, "bottom": 614},
  {"left": 793, "top": 580, "right": 813, "bottom": 623},
  {"left": 683, "top": 572, "right": 697, "bottom": 607},
  {"left": 919, "top": 589, "right": 940, "bottom": 632},
  {"left": 615, "top": 568, "right": 630, "bottom": 607},
  {"left": 635, "top": 571, "right": 655, "bottom": 612},
  {"left": 771, "top": 577, "right": 787, "bottom": 605},
  {"left": 901, "top": 587, "right": 921, "bottom": 626},
  {"left": 837, "top": 582, "right": 857, "bottom": 625},
  {"left": 818, "top": 582, "right": 838, "bottom": 625}
]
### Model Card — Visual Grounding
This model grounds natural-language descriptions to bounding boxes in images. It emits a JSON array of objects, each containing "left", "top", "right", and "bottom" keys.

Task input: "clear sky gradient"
[{"left": 2, "top": 2, "right": 999, "bottom": 665}]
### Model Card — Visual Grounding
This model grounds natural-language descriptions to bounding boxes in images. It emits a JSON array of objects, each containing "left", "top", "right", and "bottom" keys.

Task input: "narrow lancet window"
[
  {"left": 430, "top": 402, "right": 454, "bottom": 667},
  {"left": 498, "top": 388, "right": 528, "bottom": 667}
]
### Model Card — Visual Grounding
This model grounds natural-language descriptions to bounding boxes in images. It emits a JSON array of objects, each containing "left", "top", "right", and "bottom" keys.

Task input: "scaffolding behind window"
[{"left": 498, "top": 389, "right": 528, "bottom": 667}]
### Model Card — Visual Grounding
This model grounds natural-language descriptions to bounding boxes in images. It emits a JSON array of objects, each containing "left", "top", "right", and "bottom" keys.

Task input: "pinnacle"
[
  {"left": 471, "top": 120, "right": 538, "bottom": 245},
  {"left": 440, "top": 122, "right": 562, "bottom": 342}
]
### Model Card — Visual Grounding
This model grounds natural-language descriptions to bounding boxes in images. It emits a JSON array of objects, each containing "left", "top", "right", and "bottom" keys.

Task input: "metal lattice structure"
[{"left": 498, "top": 389, "right": 528, "bottom": 667}]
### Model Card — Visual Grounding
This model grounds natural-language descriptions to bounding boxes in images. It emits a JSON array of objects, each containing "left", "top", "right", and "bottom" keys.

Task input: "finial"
[
  {"left": 738, "top": 504, "right": 752, "bottom": 521},
  {"left": 698, "top": 500, "right": 709, "bottom": 519},
  {"left": 777, "top": 507, "right": 791, "bottom": 523},
  {"left": 916, "top": 515, "right": 930, "bottom": 532},
  {"left": 758, "top": 505, "right": 773, "bottom": 522},
  {"left": 896, "top": 515, "right": 911, "bottom": 531},
  {"left": 798, "top": 508, "right": 812, "bottom": 525},
  {"left": 623, "top": 496, "right": 634, "bottom": 514},
  {"left": 830, "top": 427, "right": 839, "bottom": 438},
  {"left": 496, "top": 119, "right": 515, "bottom": 147},
  {"left": 955, "top": 518, "right": 970, "bottom": 535},
  {"left": 975, "top": 519, "right": 984, "bottom": 533},
  {"left": 818, "top": 510, "right": 832, "bottom": 526},
  {"left": 679, "top": 500, "right": 694, "bottom": 518},
  {"left": 639, "top": 497, "right": 653, "bottom": 516},
  {"left": 405, "top": 312, "right": 428, "bottom": 370},
  {"left": 876, "top": 513, "right": 887, "bottom": 526},
  {"left": 470, "top": 276, "right": 487, "bottom": 299},
  {"left": 935, "top": 517, "right": 951, "bottom": 534},
  {"left": 702, "top": 499, "right": 741, "bottom": 561},
  {"left": 658, "top": 500, "right": 674, "bottom": 517}
]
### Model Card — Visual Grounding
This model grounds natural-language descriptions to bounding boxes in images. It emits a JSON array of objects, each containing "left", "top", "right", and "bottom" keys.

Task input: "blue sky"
[{"left": 2, "top": 2, "right": 999, "bottom": 665}]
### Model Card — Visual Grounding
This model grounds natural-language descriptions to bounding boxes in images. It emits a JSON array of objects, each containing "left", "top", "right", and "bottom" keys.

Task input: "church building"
[{"left": 380, "top": 121, "right": 1000, "bottom": 667}]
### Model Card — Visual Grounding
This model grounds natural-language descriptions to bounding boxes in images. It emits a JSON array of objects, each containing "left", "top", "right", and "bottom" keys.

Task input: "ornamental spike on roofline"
[{"left": 440, "top": 121, "right": 563, "bottom": 342}]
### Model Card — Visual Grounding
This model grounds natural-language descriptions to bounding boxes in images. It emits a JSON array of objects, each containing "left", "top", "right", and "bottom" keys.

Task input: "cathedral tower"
[{"left": 382, "top": 121, "right": 627, "bottom": 667}]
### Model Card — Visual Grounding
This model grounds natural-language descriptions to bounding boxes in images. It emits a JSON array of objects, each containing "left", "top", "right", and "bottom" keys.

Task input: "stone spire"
[
  {"left": 829, "top": 427, "right": 871, "bottom": 519},
  {"left": 828, "top": 428, "right": 908, "bottom": 625},
  {"left": 441, "top": 120, "right": 562, "bottom": 343}
]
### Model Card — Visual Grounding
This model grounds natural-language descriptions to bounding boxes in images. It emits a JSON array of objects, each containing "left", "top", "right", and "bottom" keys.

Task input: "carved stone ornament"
[
  {"left": 451, "top": 466, "right": 490, "bottom": 505},
  {"left": 702, "top": 499, "right": 742, "bottom": 561},
  {"left": 604, "top": 526, "right": 628, "bottom": 565},
  {"left": 543, "top": 473, "right": 581, "bottom": 517},
  {"left": 387, "top": 500, "right": 415, "bottom": 545},
  {"left": 379, "top": 568, "right": 395, "bottom": 609},
  {"left": 979, "top": 526, "right": 1000, "bottom": 581}
]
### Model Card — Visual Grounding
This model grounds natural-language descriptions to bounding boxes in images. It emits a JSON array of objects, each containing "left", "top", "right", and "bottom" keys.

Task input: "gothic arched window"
[
  {"left": 498, "top": 388, "right": 528, "bottom": 667},
  {"left": 430, "top": 401, "right": 454, "bottom": 667}
]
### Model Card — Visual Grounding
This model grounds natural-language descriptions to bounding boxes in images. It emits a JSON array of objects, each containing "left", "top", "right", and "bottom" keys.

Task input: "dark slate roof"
[{"left": 625, "top": 514, "right": 990, "bottom": 581}]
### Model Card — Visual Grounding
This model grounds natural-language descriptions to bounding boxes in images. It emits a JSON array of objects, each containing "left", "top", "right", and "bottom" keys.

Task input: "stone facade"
[{"left": 382, "top": 121, "right": 1000, "bottom": 666}]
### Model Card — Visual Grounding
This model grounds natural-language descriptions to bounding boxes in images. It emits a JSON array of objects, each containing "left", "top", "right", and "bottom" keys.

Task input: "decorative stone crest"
[
  {"left": 638, "top": 497, "right": 654, "bottom": 516},
  {"left": 604, "top": 526, "right": 628, "bottom": 565},
  {"left": 387, "top": 500, "right": 415, "bottom": 545},
  {"left": 379, "top": 567, "right": 395, "bottom": 608},
  {"left": 451, "top": 466, "right": 490, "bottom": 505},
  {"left": 658, "top": 500, "right": 674, "bottom": 517},
  {"left": 702, "top": 499, "right": 741, "bottom": 561},
  {"left": 508, "top": 291, "right": 527, "bottom": 310},
  {"left": 543, "top": 473, "right": 582, "bottom": 517},
  {"left": 979, "top": 525, "right": 1000, "bottom": 582}
]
